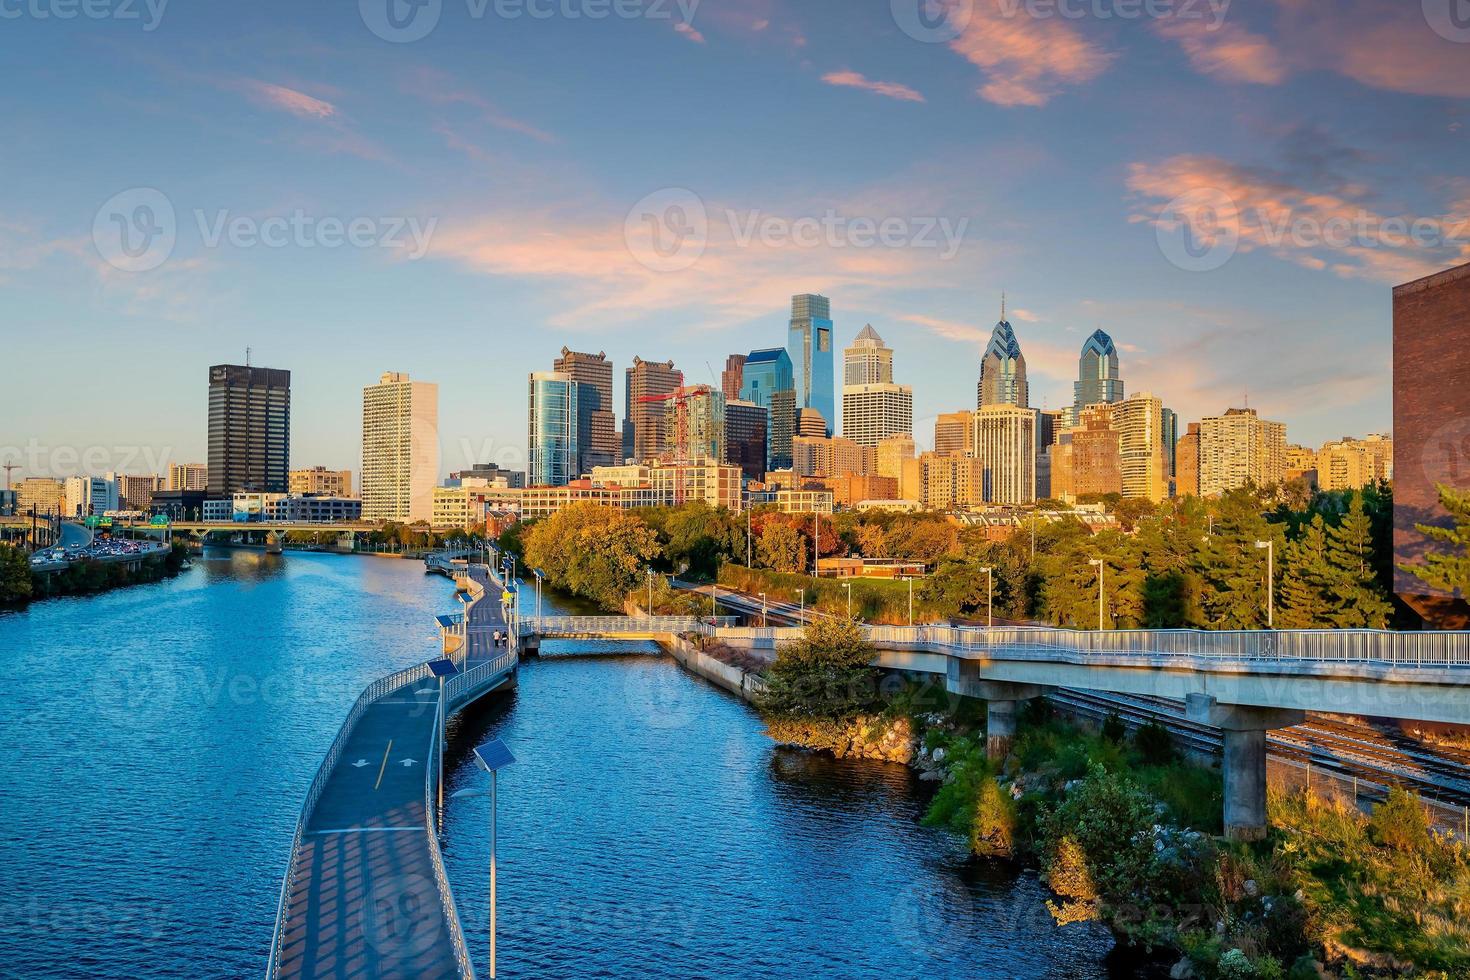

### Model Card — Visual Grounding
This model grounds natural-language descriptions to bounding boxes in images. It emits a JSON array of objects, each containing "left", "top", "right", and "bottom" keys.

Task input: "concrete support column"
[
  {"left": 1186, "top": 694, "right": 1305, "bottom": 842},
  {"left": 986, "top": 699, "right": 1017, "bottom": 761}
]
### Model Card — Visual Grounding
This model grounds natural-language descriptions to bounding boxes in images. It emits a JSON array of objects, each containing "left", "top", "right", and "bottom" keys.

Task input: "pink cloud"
[
  {"left": 1154, "top": 18, "right": 1288, "bottom": 85},
  {"left": 947, "top": 0, "right": 1114, "bottom": 107},
  {"left": 821, "top": 70, "right": 925, "bottom": 103},
  {"left": 401, "top": 68, "right": 556, "bottom": 143},
  {"left": 674, "top": 22, "right": 706, "bottom": 43},
  {"left": 244, "top": 81, "right": 337, "bottom": 120}
]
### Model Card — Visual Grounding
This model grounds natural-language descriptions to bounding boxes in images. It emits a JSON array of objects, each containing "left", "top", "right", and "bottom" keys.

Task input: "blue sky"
[{"left": 3, "top": 0, "right": 1468, "bottom": 480}]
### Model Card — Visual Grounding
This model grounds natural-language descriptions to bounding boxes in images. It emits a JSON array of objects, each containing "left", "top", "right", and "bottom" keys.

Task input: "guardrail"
[
  {"left": 713, "top": 624, "right": 1470, "bottom": 669},
  {"left": 524, "top": 615, "right": 740, "bottom": 636}
]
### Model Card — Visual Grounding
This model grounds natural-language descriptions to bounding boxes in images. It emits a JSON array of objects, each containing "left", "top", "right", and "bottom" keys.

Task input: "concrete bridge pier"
[{"left": 1186, "top": 694, "right": 1305, "bottom": 841}]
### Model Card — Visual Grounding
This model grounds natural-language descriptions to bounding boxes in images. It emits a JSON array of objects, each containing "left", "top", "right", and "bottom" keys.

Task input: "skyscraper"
[
  {"left": 1112, "top": 392, "right": 1167, "bottom": 502},
  {"left": 720, "top": 354, "right": 747, "bottom": 402},
  {"left": 1198, "top": 408, "right": 1287, "bottom": 497},
  {"left": 841, "top": 325, "right": 913, "bottom": 448},
  {"left": 554, "top": 348, "right": 618, "bottom": 472},
  {"left": 1074, "top": 329, "right": 1124, "bottom": 412},
  {"left": 207, "top": 363, "right": 290, "bottom": 497},
  {"left": 934, "top": 412, "right": 975, "bottom": 457},
  {"left": 623, "top": 357, "right": 682, "bottom": 463},
  {"left": 664, "top": 385, "right": 725, "bottom": 464},
  {"left": 1175, "top": 423, "right": 1201, "bottom": 498},
  {"left": 972, "top": 405, "right": 1036, "bottom": 505},
  {"left": 740, "top": 348, "right": 795, "bottom": 470},
  {"left": 723, "top": 400, "right": 768, "bottom": 480},
  {"left": 527, "top": 371, "right": 581, "bottom": 487},
  {"left": 788, "top": 293, "right": 835, "bottom": 436},
  {"left": 362, "top": 372, "right": 439, "bottom": 522},
  {"left": 977, "top": 299, "right": 1028, "bottom": 409}
]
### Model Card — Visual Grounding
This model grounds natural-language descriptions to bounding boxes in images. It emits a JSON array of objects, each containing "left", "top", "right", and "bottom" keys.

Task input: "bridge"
[
  {"left": 266, "top": 560, "right": 518, "bottom": 979},
  {"left": 514, "top": 614, "right": 1470, "bottom": 840}
]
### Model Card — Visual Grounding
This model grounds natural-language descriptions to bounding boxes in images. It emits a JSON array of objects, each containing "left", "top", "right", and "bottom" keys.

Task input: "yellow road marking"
[{"left": 374, "top": 739, "right": 393, "bottom": 790}]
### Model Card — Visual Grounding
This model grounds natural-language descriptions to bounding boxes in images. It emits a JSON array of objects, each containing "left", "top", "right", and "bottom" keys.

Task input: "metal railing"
[
  {"left": 715, "top": 624, "right": 1470, "bottom": 669},
  {"left": 426, "top": 701, "right": 475, "bottom": 978},
  {"left": 524, "top": 615, "right": 740, "bottom": 636}
]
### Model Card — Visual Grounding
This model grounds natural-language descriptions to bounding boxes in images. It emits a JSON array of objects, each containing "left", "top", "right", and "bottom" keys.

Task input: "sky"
[{"left": 2, "top": 0, "right": 1468, "bottom": 481}]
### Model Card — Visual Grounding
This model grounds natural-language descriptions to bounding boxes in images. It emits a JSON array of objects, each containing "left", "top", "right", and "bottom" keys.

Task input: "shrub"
[
  {"left": 757, "top": 617, "right": 881, "bottom": 720},
  {"left": 1101, "top": 711, "right": 1126, "bottom": 744},
  {"left": 1135, "top": 719, "right": 1176, "bottom": 765},
  {"left": 1044, "top": 835, "right": 1099, "bottom": 925},
  {"left": 1368, "top": 786, "right": 1433, "bottom": 855},
  {"left": 972, "top": 776, "right": 1017, "bottom": 857}
]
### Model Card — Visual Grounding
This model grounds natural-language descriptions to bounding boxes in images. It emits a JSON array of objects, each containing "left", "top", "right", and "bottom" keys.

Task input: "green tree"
[
  {"left": 757, "top": 617, "right": 879, "bottom": 720},
  {"left": 0, "top": 544, "right": 33, "bottom": 605},
  {"left": 522, "top": 503, "right": 661, "bottom": 610},
  {"left": 1400, "top": 484, "right": 1470, "bottom": 599},
  {"left": 1324, "top": 493, "right": 1393, "bottom": 627},
  {"left": 1278, "top": 515, "right": 1335, "bottom": 628},
  {"left": 756, "top": 522, "right": 806, "bottom": 574}
]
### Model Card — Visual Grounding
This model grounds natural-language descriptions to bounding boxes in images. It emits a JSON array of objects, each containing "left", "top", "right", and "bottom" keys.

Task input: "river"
[{"left": 0, "top": 549, "right": 1127, "bottom": 977}]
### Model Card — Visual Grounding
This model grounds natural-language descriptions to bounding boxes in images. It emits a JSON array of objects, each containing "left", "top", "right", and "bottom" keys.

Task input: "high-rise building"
[
  {"left": 792, "top": 435, "right": 872, "bottom": 479},
  {"left": 1057, "top": 404, "right": 1123, "bottom": 501},
  {"left": 1393, "top": 260, "right": 1470, "bottom": 626},
  {"left": 1161, "top": 407, "right": 1178, "bottom": 480},
  {"left": 876, "top": 434, "right": 916, "bottom": 483},
  {"left": 1112, "top": 392, "right": 1168, "bottom": 503},
  {"left": 207, "top": 364, "right": 290, "bottom": 497},
  {"left": 724, "top": 400, "right": 769, "bottom": 481},
  {"left": 290, "top": 467, "right": 353, "bottom": 498},
  {"left": 720, "top": 354, "right": 747, "bottom": 402},
  {"left": 527, "top": 371, "right": 581, "bottom": 487},
  {"left": 115, "top": 473, "right": 161, "bottom": 512},
  {"left": 795, "top": 408, "right": 828, "bottom": 439},
  {"left": 905, "top": 452, "right": 984, "bottom": 511},
  {"left": 1317, "top": 435, "right": 1393, "bottom": 491},
  {"left": 554, "top": 348, "right": 618, "bottom": 472},
  {"left": 1198, "top": 408, "right": 1287, "bottom": 497},
  {"left": 1175, "top": 423, "right": 1201, "bottom": 498},
  {"left": 972, "top": 405, "right": 1036, "bottom": 505},
  {"left": 168, "top": 462, "right": 208, "bottom": 491},
  {"left": 64, "top": 475, "right": 118, "bottom": 517},
  {"left": 740, "top": 347, "right": 795, "bottom": 470},
  {"left": 361, "top": 372, "right": 439, "bottom": 522},
  {"left": 934, "top": 411, "right": 975, "bottom": 457},
  {"left": 623, "top": 357, "right": 682, "bottom": 462},
  {"left": 977, "top": 299, "right": 1028, "bottom": 409},
  {"left": 1074, "top": 329, "right": 1124, "bottom": 412},
  {"left": 841, "top": 325, "right": 913, "bottom": 448},
  {"left": 15, "top": 477, "right": 64, "bottom": 517},
  {"left": 788, "top": 293, "right": 835, "bottom": 436},
  {"left": 664, "top": 385, "right": 725, "bottom": 464}
]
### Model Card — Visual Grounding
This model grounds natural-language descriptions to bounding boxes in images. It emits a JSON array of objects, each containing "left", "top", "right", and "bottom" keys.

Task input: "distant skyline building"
[
  {"left": 1175, "top": 423, "right": 1201, "bottom": 498},
  {"left": 664, "top": 384, "right": 725, "bottom": 464},
  {"left": 1198, "top": 407, "right": 1287, "bottom": 497},
  {"left": 554, "top": 348, "right": 618, "bottom": 473},
  {"left": 740, "top": 347, "right": 795, "bottom": 470},
  {"left": 168, "top": 462, "right": 208, "bottom": 492},
  {"left": 64, "top": 475, "right": 118, "bottom": 518},
  {"left": 1075, "top": 329, "right": 1125, "bottom": 412},
  {"left": 1112, "top": 392, "right": 1167, "bottom": 502},
  {"left": 972, "top": 404, "right": 1036, "bottom": 505},
  {"left": 623, "top": 357, "right": 682, "bottom": 463},
  {"left": 788, "top": 293, "right": 835, "bottom": 436},
  {"left": 720, "top": 354, "right": 747, "bottom": 402},
  {"left": 841, "top": 325, "right": 912, "bottom": 448},
  {"left": 290, "top": 466, "right": 353, "bottom": 498},
  {"left": 795, "top": 408, "right": 828, "bottom": 439},
  {"left": 528, "top": 371, "right": 581, "bottom": 487},
  {"left": 207, "top": 363, "right": 290, "bottom": 497},
  {"left": 724, "top": 400, "right": 768, "bottom": 480},
  {"left": 977, "top": 299, "right": 1028, "bottom": 410},
  {"left": 934, "top": 411, "right": 974, "bottom": 458},
  {"left": 361, "top": 371, "right": 439, "bottom": 522}
]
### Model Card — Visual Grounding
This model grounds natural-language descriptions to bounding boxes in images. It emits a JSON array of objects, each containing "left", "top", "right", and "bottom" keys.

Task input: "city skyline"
[{"left": 6, "top": 1, "right": 1463, "bottom": 476}]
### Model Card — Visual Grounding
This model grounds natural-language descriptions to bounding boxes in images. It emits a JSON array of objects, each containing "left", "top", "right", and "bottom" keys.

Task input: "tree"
[
  {"left": 1278, "top": 515, "right": 1336, "bottom": 628},
  {"left": 757, "top": 617, "right": 879, "bottom": 720},
  {"left": 522, "top": 503, "right": 661, "bottom": 610},
  {"left": 855, "top": 522, "right": 888, "bottom": 560},
  {"left": 0, "top": 544, "right": 32, "bottom": 605},
  {"left": 1400, "top": 484, "right": 1470, "bottom": 599},
  {"left": 1324, "top": 493, "right": 1393, "bottom": 627},
  {"left": 756, "top": 522, "right": 805, "bottom": 574}
]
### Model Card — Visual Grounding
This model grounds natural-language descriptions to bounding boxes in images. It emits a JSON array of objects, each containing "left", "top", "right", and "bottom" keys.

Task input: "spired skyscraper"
[
  {"left": 841, "top": 325, "right": 913, "bottom": 448},
  {"left": 788, "top": 293, "right": 835, "bottom": 436},
  {"left": 1075, "top": 329, "right": 1124, "bottom": 413},
  {"left": 976, "top": 297, "right": 1028, "bottom": 409}
]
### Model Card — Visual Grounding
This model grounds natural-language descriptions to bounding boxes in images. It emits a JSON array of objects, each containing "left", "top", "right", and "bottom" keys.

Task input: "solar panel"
[
  {"left": 427, "top": 658, "right": 460, "bottom": 677},
  {"left": 472, "top": 738, "right": 517, "bottom": 772}
]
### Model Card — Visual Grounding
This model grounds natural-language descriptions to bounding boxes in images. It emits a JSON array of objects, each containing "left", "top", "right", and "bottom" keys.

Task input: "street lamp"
[
  {"left": 452, "top": 738, "right": 517, "bottom": 979},
  {"left": 758, "top": 591, "right": 767, "bottom": 627},
  {"left": 842, "top": 580, "right": 852, "bottom": 618},
  {"left": 1088, "top": 559, "right": 1105, "bottom": 631},
  {"left": 1255, "top": 539, "right": 1274, "bottom": 628},
  {"left": 904, "top": 576, "right": 914, "bottom": 626},
  {"left": 794, "top": 587, "right": 805, "bottom": 622},
  {"left": 427, "top": 657, "right": 460, "bottom": 829},
  {"left": 532, "top": 568, "right": 545, "bottom": 628},
  {"left": 978, "top": 566, "right": 993, "bottom": 628},
  {"left": 645, "top": 566, "right": 655, "bottom": 619}
]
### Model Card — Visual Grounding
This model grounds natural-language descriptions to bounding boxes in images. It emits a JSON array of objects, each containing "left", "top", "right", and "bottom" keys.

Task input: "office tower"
[
  {"left": 976, "top": 298, "right": 1028, "bottom": 409},
  {"left": 1198, "top": 408, "right": 1287, "bottom": 497},
  {"left": 720, "top": 354, "right": 747, "bottom": 402},
  {"left": 527, "top": 371, "right": 581, "bottom": 487},
  {"left": 115, "top": 473, "right": 161, "bottom": 511},
  {"left": 555, "top": 348, "right": 618, "bottom": 471},
  {"left": 63, "top": 475, "right": 118, "bottom": 517},
  {"left": 361, "top": 372, "right": 439, "bottom": 522},
  {"left": 15, "top": 477, "right": 64, "bottom": 517},
  {"left": 1035, "top": 409, "right": 1064, "bottom": 500},
  {"left": 168, "top": 462, "right": 208, "bottom": 491},
  {"left": 841, "top": 325, "right": 913, "bottom": 448},
  {"left": 788, "top": 293, "right": 835, "bottom": 436},
  {"left": 1175, "top": 423, "right": 1201, "bottom": 498},
  {"left": 934, "top": 411, "right": 975, "bottom": 457},
  {"left": 290, "top": 467, "right": 354, "bottom": 498},
  {"left": 972, "top": 405, "right": 1036, "bottom": 505},
  {"left": 1395, "top": 261, "right": 1470, "bottom": 625},
  {"left": 1075, "top": 329, "right": 1124, "bottom": 412},
  {"left": 1061, "top": 404, "right": 1123, "bottom": 500},
  {"left": 792, "top": 435, "right": 871, "bottom": 479},
  {"left": 877, "top": 434, "right": 916, "bottom": 481},
  {"left": 207, "top": 363, "right": 290, "bottom": 496},
  {"left": 623, "top": 357, "right": 682, "bottom": 462},
  {"left": 740, "top": 347, "right": 795, "bottom": 470},
  {"left": 1161, "top": 407, "right": 1178, "bottom": 479},
  {"left": 1112, "top": 392, "right": 1168, "bottom": 502},
  {"left": 663, "top": 385, "right": 725, "bottom": 464},
  {"left": 795, "top": 409, "right": 828, "bottom": 439},
  {"left": 724, "top": 400, "right": 769, "bottom": 481}
]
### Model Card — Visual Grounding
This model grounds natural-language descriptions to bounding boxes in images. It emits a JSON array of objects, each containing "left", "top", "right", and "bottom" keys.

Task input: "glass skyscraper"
[
  {"left": 977, "top": 300, "right": 1028, "bottom": 409},
  {"left": 740, "top": 347, "right": 795, "bottom": 470},
  {"left": 1075, "top": 329, "right": 1125, "bottom": 411},
  {"left": 528, "top": 371, "right": 581, "bottom": 487},
  {"left": 788, "top": 293, "right": 834, "bottom": 436}
]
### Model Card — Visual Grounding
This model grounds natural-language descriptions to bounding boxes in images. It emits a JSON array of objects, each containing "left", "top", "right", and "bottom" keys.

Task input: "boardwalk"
[{"left": 269, "top": 564, "right": 515, "bottom": 979}]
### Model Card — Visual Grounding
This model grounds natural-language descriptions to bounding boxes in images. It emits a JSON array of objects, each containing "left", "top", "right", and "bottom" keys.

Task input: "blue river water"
[{"left": 0, "top": 549, "right": 1130, "bottom": 978}]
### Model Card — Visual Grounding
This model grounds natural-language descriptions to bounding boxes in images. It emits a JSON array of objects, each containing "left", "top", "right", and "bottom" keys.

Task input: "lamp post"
[
  {"left": 978, "top": 566, "right": 993, "bottom": 628},
  {"left": 427, "top": 658, "right": 460, "bottom": 830},
  {"left": 646, "top": 566, "right": 655, "bottom": 619},
  {"left": 452, "top": 738, "right": 517, "bottom": 979},
  {"left": 1088, "top": 559, "right": 1105, "bottom": 630},
  {"left": 842, "top": 581, "right": 852, "bottom": 618},
  {"left": 710, "top": 580, "right": 718, "bottom": 619},
  {"left": 746, "top": 507, "right": 752, "bottom": 567},
  {"left": 905, "top": 576, "right": 914, "bottom": 626},
  {"left": 1255, "top": 539, "right": 1274, "bottom": 628},
  {"left": 532, "top": 568, "right": 544, "bottom": 629},
  {"left": 758, "top": 591, "right": 767, "bottom": 627},
  {"left": 794, "top": 587, "right": 805, "bottom": 622}
]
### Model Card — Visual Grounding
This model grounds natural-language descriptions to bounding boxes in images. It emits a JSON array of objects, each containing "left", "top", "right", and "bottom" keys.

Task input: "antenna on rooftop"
[{"left": 246, "top": 347, "right": 252, "bottom": 367}]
